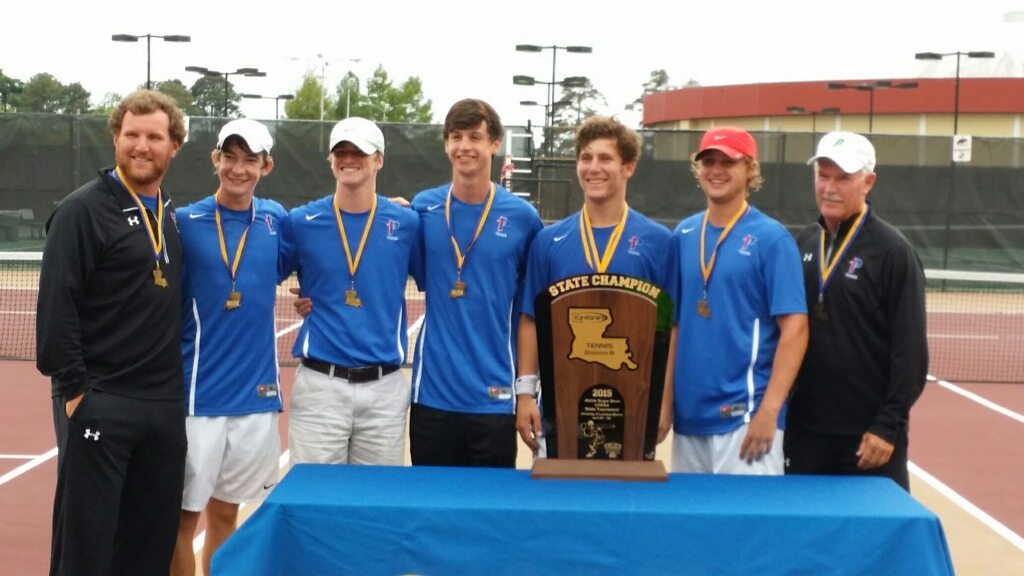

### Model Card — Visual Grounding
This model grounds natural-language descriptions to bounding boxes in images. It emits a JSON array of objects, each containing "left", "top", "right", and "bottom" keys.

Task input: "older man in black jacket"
[{"left": 785, "top": 131, "right": 928, "bottom": 491}]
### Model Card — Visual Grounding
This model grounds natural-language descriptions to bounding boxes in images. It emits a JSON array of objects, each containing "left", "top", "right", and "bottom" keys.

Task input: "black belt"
[{"left": 301, "top": 358, "right": 400, "bottom": 383}]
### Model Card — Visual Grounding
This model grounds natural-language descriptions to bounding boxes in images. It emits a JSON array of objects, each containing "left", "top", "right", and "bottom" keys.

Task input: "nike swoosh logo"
[
  {"left": 263, "top": 482, "right": 277, "bottom": 490},
  {"left": 681, "top": 227, "right": 695, "bottom": 234},
  {"left": 188, "top": 213, "right": 206, "bottom": 219},
  {"left": 427, "top": 204, "right": 443, "bottom": 211},
  {"left": 553, "top": 234, "right": 569, "bottom": 242},
  {"left": 305, "top": 213, "right": 322, "bottom": 221}
]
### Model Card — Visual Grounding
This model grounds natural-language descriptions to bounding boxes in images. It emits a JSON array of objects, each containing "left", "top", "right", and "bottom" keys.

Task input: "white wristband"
[{"left": 514, "top": 374, "right": 540, "bottom": 397}]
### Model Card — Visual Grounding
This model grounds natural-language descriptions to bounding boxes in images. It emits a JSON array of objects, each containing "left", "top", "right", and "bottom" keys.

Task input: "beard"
[{"left": 116, "top": 153, "right": 169, "bottom": 190}]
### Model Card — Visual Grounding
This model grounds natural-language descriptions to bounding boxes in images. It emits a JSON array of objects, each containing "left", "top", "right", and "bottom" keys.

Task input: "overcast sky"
[{"left": 3, "top": 0, "right": 1024, "bottom": 126}]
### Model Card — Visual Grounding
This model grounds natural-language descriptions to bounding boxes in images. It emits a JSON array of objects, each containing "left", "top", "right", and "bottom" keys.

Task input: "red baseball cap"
[{"left": 695, "top": 127, "right": 758, "bottom": 160}]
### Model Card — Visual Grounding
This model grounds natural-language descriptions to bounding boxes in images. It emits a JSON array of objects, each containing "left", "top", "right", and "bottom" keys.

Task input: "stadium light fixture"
[{"left": 112, "top": 33, "right": 191, "bottom": 90}]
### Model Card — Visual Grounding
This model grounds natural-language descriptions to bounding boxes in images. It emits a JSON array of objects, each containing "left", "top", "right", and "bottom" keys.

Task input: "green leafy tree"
[
  {"left": 284, "top": 73, "right": 332, "bottom": 120},
  {"left": 627, "top": 69, "right": 673, "bottom": 113},
  {"left": 627, "top": 70, "right": 699, "bottom": 126},
  {"left": 342, "top": 65, "right": 433, "bottom": 123},
  {"left": 392, "top": 76, "right": 433, "bottom": 123},
  {"left": 91, "top": 92, "right": 123, "bottom": 116},
  {"left": 330, "top": 72, "right": 361, "bottom": 120},
  {"left": 190, "top": 74, "right": 241, "bottom": 117},
  {"left": 547, "top": 80, "right": 607, "bottom": 156},
  {"left": 155, "top": 79, "right": 198, "bottom": 115},
  {"left": 0, "top": 70, "right": 24, "bottom": 112},
  {"left": 60, "top": 82, "right": 91, "bottom": 114},
  {"left": 17, "top": 73, "right": 65, "bottom": 113}
]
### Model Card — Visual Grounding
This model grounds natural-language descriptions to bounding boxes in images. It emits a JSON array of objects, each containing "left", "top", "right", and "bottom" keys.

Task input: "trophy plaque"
[{"left": 531, "top": 273, "right": 672, "bottom": 481}]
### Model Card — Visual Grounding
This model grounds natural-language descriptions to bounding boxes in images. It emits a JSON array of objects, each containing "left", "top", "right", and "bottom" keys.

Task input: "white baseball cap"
[
  {"left": 329, "top": 117, "right": 385, "bottom": 154},
  {"left": 217, "top": 118, "right": 273, "bottom": 154},
  {"left": 807, "top": 131, "right": 876, "bottom": 174}
]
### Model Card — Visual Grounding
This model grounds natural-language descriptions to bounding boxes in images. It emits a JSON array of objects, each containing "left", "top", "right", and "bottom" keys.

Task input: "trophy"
[{"left": 532, "top": 273, "right": 672, "bottom": 481}]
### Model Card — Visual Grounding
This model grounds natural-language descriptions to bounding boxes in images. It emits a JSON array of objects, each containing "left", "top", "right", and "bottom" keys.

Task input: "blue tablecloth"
[{"left": 213, "top": 464, "right": 953, "bottom": 576}]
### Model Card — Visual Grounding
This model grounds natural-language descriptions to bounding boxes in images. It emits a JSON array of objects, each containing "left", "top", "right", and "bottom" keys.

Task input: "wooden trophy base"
[{"left": 531, "top": 458, "right": 668, "bottom": 482}]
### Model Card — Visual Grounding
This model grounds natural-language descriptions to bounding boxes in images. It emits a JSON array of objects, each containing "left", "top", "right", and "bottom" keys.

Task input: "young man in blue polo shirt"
[
  {"left": 661, "top": 127, "right": 808, "bottom": 475},
  {"left": 515, "top": 115, "right": 674, "bottom": 455},
  {"left": 284, "top": 117, "right": 420, "bottom": 467},
  {"left": 409, "top": 99, "right": 543, "bottom": 467},
  {"left": 171, "top": 119, "right": 289, "bottom": 576}
]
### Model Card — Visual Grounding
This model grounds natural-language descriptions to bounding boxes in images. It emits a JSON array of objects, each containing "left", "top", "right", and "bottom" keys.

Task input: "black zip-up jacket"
[
  {"left": 788, "top": 207, "right": 928, "bottom": 443},
  {"left": 36, "top": 168, "right": 183, "bottom": 401}
]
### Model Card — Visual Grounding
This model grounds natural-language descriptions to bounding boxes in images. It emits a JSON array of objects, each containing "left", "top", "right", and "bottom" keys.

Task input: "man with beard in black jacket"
[
  {"left": 785, "top": 131, "right": 928, "bottom": 491},
  {"left": 36, "top": 89, "right": 188, "bottom": 575}
]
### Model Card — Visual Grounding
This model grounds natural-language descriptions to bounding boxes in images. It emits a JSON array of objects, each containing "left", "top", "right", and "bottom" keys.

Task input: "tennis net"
[{"left": 2, "top": 252, "right": 1021, "bottom": 383}]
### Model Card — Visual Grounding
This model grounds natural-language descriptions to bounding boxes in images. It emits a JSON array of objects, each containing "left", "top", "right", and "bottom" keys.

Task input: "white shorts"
[
  {"left": 288, "top": 363, "right": 410, "bottom": 466},
  {"left": 671, "top": 423, "right": 785, "bottom": 475},
  {"left": 182, "top": 412, "right": 281, "bottom": 511}
]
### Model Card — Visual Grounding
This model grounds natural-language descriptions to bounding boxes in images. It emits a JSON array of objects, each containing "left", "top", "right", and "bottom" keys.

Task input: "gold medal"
[
  {"left": 446, "top": 183, "right": 494, "bottom": 302},
  {"left": 225, "top": 290, "right": 242, "bottom": 310},
  {"left": 816, "top": 206, "right": 867, "bottom": 324},
  {"left": 345, "top": 288, "right": 363, "bottom": 308},
  {"left": 698, "top": 202, "right": 749, "bottom": 322},
  {"left": 335, "top": 194, "right": 377, "bottom": 310},
  {"left": 449, "top": 280, "right": 466, "bottom": 299},
  {"left": 697, "top": 299, "right": 711, "bottom": 319},
  {"left": 119, "top": 167, "right": 168, "bottom": 288},
  {"left": 152, "top": 266, "right": 168, "bottom": 288},
  {"left": 214, "top": 191, "right": 255, "bottom": 311}
]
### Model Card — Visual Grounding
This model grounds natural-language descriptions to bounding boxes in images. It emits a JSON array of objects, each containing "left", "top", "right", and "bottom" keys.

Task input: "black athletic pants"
[
  {"left": 783, "top": 423, "right": 910, "bottom": 491},
  {"left": 409, "top": 403, "right": 517, "bottom": 468},
  {"left": 50, "top": 390, "right": 186, "bottom": 576}
]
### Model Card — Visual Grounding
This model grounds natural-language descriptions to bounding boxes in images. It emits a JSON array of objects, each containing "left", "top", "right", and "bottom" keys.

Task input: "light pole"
[
  {"left": 515, "top": 44, "right": 592, "bottom": 136},
  {"left": 316, "top": 54, "right": 361, "bottom": 122},
  {"left": 240, "top": 93, "right": 295, "bottom": 120},
  {"left": 786, "top": 106, "right": 841, "bottom": 145},
  {"left": 186, "top": 66, "right": 266, "bottom": 117},
  {"left": 513, "top": 74, "right": 588, "bottom": 155},
  {"left": 914, "top": 51, "right": 994, "bottom": 136},
  {"left": 341, "top": 74, "right": 360, "bottom": 118},
  {"left": 827, "top": 80, "right": 918, "bottom": 134},
  {"left": 112, "top": 33, "right": 190, "bottom": 90},
  {"left": 914, "top": 50, "right": 994, "bottom": 270}
]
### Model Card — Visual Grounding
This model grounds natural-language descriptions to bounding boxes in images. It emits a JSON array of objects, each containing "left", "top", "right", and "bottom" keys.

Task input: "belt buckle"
[{"left": 350, "top": 366, "right": 380, "bottom": 383}]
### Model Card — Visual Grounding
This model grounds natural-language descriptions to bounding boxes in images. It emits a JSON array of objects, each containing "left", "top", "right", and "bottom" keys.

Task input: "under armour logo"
[
  {"left": 803, "top": 253, "right": 813, "bottom": 262},
  {"left": 83, "top": 429, "right": 100, "bottom": 441},
  {"left": 127, "top": 216, "right": 140, "bottom": 226}
]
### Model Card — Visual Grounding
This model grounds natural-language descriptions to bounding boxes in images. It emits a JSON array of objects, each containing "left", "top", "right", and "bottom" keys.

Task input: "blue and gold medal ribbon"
[
  {"left": 817, "top": 204, "right": 869, "bottom": 305},
  {"left": 334, "top": 193, "right": 378, "bottom": 307},
  {"left": 578, "top": 203, "right": 628, "bottom": 273},
  {"left": 117, "top": 166, "right": 167, "bottom": 287},
  {"left": 214, "top": 191, "right": 255, "bottom": 309},
  {"left": 698, "top": 201, "right": 750, "bottom": 312},
  {"left": 445, "top": 182, "right": 495, "bottom": 297}
]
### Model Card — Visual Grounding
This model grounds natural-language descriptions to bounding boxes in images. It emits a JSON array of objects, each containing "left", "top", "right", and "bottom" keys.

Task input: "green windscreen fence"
[{"left": 3, "top": 114, "right": 1022, "bottom": 271}]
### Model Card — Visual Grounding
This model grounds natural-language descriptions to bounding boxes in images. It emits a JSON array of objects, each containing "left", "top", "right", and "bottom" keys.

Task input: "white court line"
[
  {"left": 0, "top": 447, "right": 57, "bottom": 487},
  {"left": 928, "top": 333, "right": 999, "bottom": 340},
  {"left": 0, "top": 453, "right": 43, "bottom": 459},
  {"left": 910, "top": 462, "right": 1024, "bottom": 553},
  {"left": 275, "top": 321, "right": 303, "bottom": 339},
  {"left": 928, "top": 375, "right": 1024, "bottom": 425}
]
